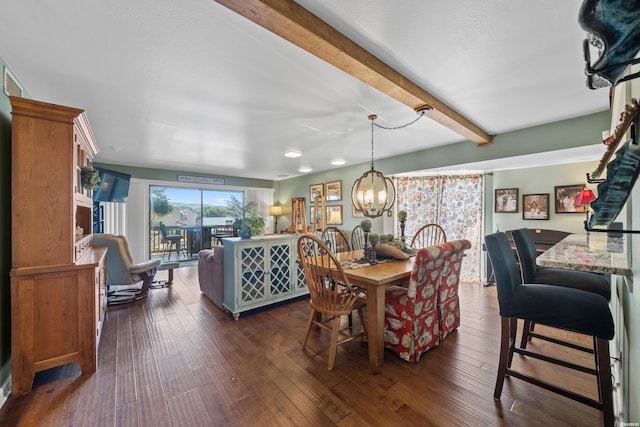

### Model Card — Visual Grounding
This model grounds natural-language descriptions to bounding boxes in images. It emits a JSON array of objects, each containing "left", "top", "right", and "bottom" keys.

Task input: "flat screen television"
[{"left": 92, "top": 167, "right": 131, "bottom": 203}]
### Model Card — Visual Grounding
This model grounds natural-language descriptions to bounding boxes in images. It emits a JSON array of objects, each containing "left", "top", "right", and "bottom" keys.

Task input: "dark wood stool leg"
[
  {"left": 595, "top": 337, "right": 614, "bottom": 426},
  {"left": 494, "top": 316, "right": 512, "bottom": 399}
]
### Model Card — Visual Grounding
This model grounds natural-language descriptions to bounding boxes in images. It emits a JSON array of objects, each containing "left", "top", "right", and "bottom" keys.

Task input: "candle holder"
[
  {"left": 370, "top": 241, "right": 378, "bottom": 264},
  {"left": 360, "top": 231, "right": 371, "bottom": 262},
  {"left": 368, "top": 233, "right": 379, "bottom": 264},
  {"left": 398, "top": 210, "right": 407, "bottom": 243}
]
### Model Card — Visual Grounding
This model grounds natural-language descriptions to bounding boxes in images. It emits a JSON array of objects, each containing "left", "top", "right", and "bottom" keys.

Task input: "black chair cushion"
[
  {"left": 503, "top": 283, "right": 614, "bottom": 340},
  {"left": 533, "top": 267, "right": 611, "bottom": 301}
]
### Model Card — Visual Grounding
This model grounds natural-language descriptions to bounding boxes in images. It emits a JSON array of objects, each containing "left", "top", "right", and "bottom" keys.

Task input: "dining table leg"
[{"left": 366, "top": 284, "right": 386, "bottom": 366}]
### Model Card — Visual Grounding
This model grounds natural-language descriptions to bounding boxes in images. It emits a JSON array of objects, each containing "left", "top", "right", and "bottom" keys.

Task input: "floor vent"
[{"left": 3, "top": 66, "right": 23, "bottom": 97}]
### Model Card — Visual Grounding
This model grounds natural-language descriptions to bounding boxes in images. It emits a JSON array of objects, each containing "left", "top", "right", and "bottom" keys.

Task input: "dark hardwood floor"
[{"left": 0, "top": 265, "right": 605, "bottom": 426}]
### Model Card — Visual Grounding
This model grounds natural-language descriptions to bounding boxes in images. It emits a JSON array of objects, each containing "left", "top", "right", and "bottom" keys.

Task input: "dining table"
[{"left": 331, "top": 250, "right": 415, "bottom": 366}]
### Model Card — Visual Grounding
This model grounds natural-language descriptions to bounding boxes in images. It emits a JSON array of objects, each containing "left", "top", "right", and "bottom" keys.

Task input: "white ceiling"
[{"left": 1, "top": 0, "right": 609, "bottom": 180}]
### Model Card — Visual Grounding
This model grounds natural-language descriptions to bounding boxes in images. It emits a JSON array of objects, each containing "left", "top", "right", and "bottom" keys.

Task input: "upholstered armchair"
[
  {"left": 383, "top": 244, "right": 451, "bottom": 363},
  {"left": 93, "top": 233, "right": 162, "bottom": 305},
  {"left": 197, "top": 246, "right": 224, "bottom": 310},
  {"left": 438, "top": 239, "right": 472, "bottom": 340}
]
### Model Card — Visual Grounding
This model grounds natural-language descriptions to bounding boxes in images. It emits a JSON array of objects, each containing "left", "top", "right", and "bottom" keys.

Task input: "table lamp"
[
  {"left": 575, "top": 189, "right": 595, "bottom": 233},
  {"left": 269, "top": 205, "right": 283, "bottom": 234},
  {"left": 328, "top": 209, "right": 342, "bottom": 225}
]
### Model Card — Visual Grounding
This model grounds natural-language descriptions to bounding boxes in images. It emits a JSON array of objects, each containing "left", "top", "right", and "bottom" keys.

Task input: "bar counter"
[{"left": 537, "top": 233, "right": 632, "bottom": 279}]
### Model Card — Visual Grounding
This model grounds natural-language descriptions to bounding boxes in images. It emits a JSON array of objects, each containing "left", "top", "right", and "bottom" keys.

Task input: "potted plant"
[
  {"left": 237, "top": 214, "right": 265, "bottom": 239},
  {"left": 227, "top": 196, "right": 265, "bottom": 239},
  {"left": 81, "top": 166, "right": 101, "bottom": 191}
]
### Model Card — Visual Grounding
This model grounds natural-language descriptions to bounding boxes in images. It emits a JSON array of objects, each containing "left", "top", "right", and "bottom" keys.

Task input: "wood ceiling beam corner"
[{"left": 213, "top": 0, "right": 493, "bottom": 145}]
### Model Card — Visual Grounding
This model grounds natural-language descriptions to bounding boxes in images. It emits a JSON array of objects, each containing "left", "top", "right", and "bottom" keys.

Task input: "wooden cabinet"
[
  {"left": 9, "top": 97, "right": 107, "bottom": 395},
  {"left": 222, "top": 235, "right": 308, "bottom": 319}
]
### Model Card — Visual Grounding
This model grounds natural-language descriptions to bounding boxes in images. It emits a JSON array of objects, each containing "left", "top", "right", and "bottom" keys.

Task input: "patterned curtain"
[{"left": 396, "top": 175, "right": 483, "bottom": 282}]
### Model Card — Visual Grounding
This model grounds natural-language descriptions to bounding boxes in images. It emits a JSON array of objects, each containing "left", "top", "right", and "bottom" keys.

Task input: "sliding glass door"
[{"left": 150, "top": 186, "right": 243, "bottom": 262}]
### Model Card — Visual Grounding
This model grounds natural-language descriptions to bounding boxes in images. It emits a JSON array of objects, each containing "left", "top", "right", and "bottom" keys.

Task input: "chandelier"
[
  {"left": 351, "top": 109, "right": 430, "bottom": 218},
  {"left": 351, "top": 115, "right": 395, "bottom": 217}
]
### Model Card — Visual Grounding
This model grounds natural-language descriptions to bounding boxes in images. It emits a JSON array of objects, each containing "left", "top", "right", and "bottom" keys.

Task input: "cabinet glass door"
[
  {"left": 268, "top": 242, "right": 292, "bottom": 297},
  {"left": 239, "top": 245, "right": 268, "bottom": 305}
]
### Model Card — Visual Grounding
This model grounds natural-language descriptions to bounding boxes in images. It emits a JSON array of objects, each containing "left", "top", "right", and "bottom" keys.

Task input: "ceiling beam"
[{"left": 214, "top": 0, "right": 493, "bottom": 145}]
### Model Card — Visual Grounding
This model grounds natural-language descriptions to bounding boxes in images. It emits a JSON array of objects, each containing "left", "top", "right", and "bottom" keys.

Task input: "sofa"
[{"left": 198, "top": 246, "right": 224, "bottom": 310}]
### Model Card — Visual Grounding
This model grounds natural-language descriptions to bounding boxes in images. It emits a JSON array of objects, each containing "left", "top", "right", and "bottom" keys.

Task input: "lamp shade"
[
  {"left": 328, "top": 209, "right": 342, "bottom": 225},
  {"left": 269, "top": 205, "right": 283, "bottom": 216},
  {"left": 575, "top": 189, "right": 595, "bottom": 206}
]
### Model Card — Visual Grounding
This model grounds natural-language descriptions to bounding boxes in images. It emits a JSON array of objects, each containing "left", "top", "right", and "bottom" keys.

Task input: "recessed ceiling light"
[
  {"left": 299, "top": 166, "right": 312, "bottom": 173},
  {"left": 331, "top": 159, "right": 346, "bottom": 166},
  {"left": 285, "top": 151, "right": 301, "bottom": 158}
]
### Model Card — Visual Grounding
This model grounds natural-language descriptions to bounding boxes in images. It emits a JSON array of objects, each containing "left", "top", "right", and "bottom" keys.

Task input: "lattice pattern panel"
[
  {"left": 240, "top": 245, "right": 266, "bottom": 304},
  {"left": 269, "top": 243, "right": 291, "bottom": 296},
  {"left": 295, "top": 262, "right": 307, "bottom": 291}
]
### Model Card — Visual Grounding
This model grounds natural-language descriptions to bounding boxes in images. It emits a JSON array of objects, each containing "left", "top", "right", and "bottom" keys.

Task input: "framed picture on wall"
[
  {"left": 325, "top": 180, "right": 342, "bottom": 201},
  {"left": 554, "top": 184, "right": 587, "bottom": 213},
  {"left": 495, "top": 188, "right": 519, "bottom": 213},
  {"left": 522, "top": 193, "right": 549, "bottom": 220},
  {"left": 309, "top": 206, "right": 322, "bottom": 226},
  {"left": 309, "top": 183, "right": 324, "bottom": 202}
]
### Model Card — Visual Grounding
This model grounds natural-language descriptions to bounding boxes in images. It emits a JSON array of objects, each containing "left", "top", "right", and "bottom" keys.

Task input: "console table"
[{"left": 222, "top": 234, "right": 308, "bottom": 319}]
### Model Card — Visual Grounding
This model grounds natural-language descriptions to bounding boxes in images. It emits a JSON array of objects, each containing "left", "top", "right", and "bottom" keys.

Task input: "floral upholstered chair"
[
  {"left": 383, "top": 243, "right": 450, "bottom": 363},
  {"left": 438, "top": 239, "right": 472, "bottom": 340}
]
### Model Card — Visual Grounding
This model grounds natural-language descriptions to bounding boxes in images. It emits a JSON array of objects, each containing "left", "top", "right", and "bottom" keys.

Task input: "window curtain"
[
  {"left": 396, "top": 175, "right": 483, "bottom": 282},
  {"left": 245, "top": 189, "right": 275, "bottom": 233}
]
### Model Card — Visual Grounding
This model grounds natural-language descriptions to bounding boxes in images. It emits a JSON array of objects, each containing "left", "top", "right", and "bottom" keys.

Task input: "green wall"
[
  {"left": 92, "top": 163, "right": 274, "bottom": 189},
  {"left": 0, "top": 58, "right": 31, "bottom": 398},
  {"left": 275, "top": 111, "right": 610, "bottom": 233},
  {"left": 490, "top": 160, "right": 600, "bottom": 234}
]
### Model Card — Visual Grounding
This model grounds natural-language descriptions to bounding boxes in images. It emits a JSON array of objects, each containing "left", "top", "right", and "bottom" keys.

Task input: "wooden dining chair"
[
  {"left": 350, "top": 225, "right": 366, "bottom": 250},
  {"left": 297, "top": 234, "right": 367, "bottom": 370},
  {"left": 410, "top": 223, "right": 447, "bottom": 248},
  {"left": 321, "top": 226, "right": 351, "bottom": 253}
]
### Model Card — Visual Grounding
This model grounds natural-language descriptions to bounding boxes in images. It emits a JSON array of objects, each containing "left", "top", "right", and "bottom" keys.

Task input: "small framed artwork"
[
  {"left": 309, "top": 206, "right": 322, "bottom": 226},
  {"left": 325, "top": 180, "right": 342, "bottom": 201},
  {"left": 522, "top": 193, "right": 550, "bottom": 220},
  {"left": 495, "top": 188, "right": 519, "bottom": 213},
  {"left": 555, "top": 184, "right": 587, "bottom": 213},
  {"left": 309, "top": 183, "right": 324, "bottom": 202},
  {"left": 351, "top": 203, "right": 365, "bottom": 218},
  {"left": 326, "top": 205, "right": 343, "bottom": 225}
]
